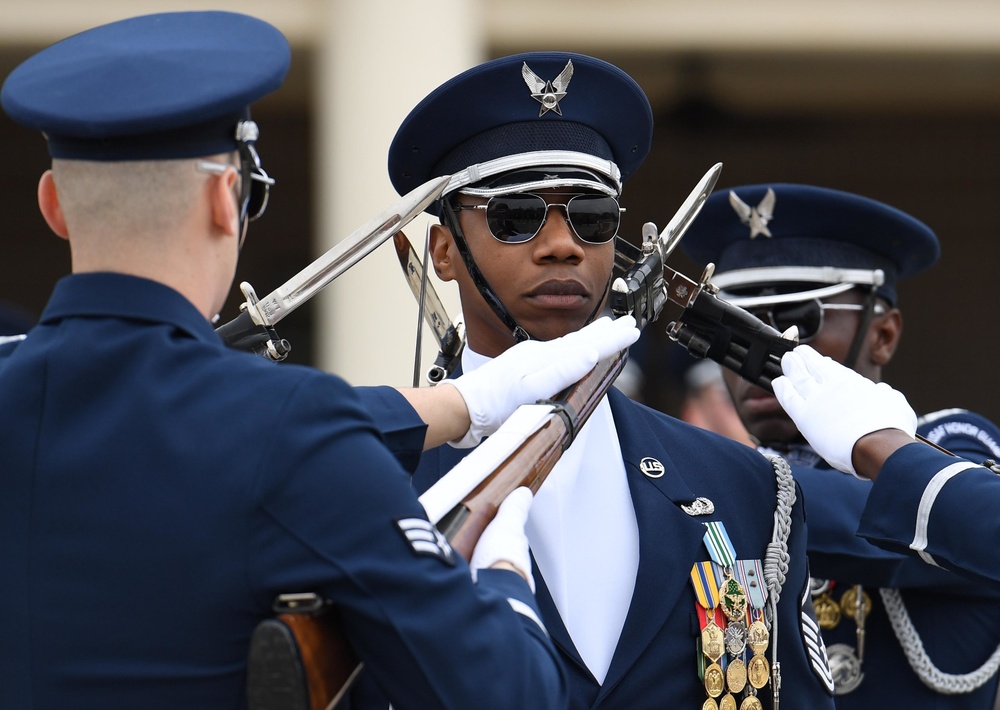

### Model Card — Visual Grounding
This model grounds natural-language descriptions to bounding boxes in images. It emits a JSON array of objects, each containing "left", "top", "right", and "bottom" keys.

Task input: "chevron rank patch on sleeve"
[
  {"left": 800, "top": 578, "right": 836, "bottom": 694},
  {"left": 395, "top": 518, "right": 457, "bottom": 566}
]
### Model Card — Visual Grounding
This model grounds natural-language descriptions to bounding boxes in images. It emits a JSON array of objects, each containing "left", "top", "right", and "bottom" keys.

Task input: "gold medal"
[
  {"left": 719, "top": 574, "right": 748, "bottom": 622},
  {"left": 814, "top": 592, "right": 842, "bottom": 629},
  {"left": 747, "top": 619, "right": 769, "bottom": 655},
  {"left": 704, "top": 662, "right": 725, "bottom": 698},
  {"left": 840, "top": 586, "right": 872, "bottom": 619},
  {"left": 701, "top": 615, "right": 725, "bottom": 663},
  {"left": 726, "top": 657, "right": 747, "bottom": 693},
  {"left": 740, "top": 695, "right": 763, "bottom": 710},
  {"left": 719, "top": 693, "right": 737, "bottom": 710},
  {"left": 702, "top": 698, "right": 719, "bottom": 710},
  {"left": 748, "top": 654, "right": 770, "bottom": 690}
]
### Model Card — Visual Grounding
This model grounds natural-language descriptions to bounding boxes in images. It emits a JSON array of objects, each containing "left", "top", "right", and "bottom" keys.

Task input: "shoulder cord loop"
[
  {"left": 880, "top": 587, "right": 1000, "bottom": 694},
  {"left": 764, "top": 453, "right": 797, "bottom": 705}
]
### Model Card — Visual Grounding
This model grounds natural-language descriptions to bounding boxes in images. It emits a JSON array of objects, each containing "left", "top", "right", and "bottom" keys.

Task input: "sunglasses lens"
[
  {"left": 566, "top": 195, "right": 621, "bottom": 244},
  {"left": 767, "top": 300, "right": 823, "bottom": 341},
  {"left": 484, "top": 194, "right": 621, "bottom": 244},
  {"left": 485, "top": 195, "right": 548, "bottom": 243}
]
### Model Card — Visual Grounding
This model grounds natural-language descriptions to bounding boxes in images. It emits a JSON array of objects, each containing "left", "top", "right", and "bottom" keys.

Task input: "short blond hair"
[{"left": 51, "top": 156, "right": 231, "bottom": 238}]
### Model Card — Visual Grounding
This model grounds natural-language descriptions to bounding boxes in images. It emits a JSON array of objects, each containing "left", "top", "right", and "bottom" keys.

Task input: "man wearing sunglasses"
[
  {"left": 349, "top": 52, "right": 837, "bottom": 709},
  {"left": 0, "top": 13, "right": 633, "bottom": 709},
  {"left": 683, "top": 183, "right": 1000, "bottom": 708}
]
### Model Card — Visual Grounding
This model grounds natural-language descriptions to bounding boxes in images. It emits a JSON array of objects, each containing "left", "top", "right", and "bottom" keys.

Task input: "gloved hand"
[
  {"left": 470, "top": 487, "right": 535, "bottom": 592},
  {"left": 450, "top": 315, "right": 640, "bottom": 448},
  {"left": 772, "top": 344, "right": 917, "bottom": 475}
]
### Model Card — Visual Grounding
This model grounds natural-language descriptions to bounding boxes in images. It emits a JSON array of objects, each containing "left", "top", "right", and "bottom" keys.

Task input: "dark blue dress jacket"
[
  {"left": 360, "top": 383, "right": 837, "bottom": 709},
  {"left": 0, "top": 273, "right": 566, "bottom": 710}
]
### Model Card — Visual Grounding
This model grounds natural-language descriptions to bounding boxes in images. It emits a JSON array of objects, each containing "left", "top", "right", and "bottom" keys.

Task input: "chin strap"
[
  {"left": 441, "top": 199, "right": 532, "bottom": 343},
  {"left": 843, "top": 282, "right": 883, "bottom": 370}
]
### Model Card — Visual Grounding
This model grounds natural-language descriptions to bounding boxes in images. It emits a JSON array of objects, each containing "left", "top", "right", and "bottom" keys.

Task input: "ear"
[
  {"left": 207, "top": 166, "right": 240, "bottom": 239},
  {"left": 37, "top": 170, "right": 69, "bottom": 240},
  {"left": 869, "top": 306, "right": 902, "bottom": 366},
  {"left": 429, "top": 223, "right": 459, "bottom": 282}
]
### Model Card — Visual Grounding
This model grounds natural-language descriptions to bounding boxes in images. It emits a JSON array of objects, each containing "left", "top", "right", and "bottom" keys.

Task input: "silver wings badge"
[
  {"left": 729, "top": 187, "right": 776, "bottom": 239},
  {"left": 522, "top": 60, "right": 574, "bottom": 116}
]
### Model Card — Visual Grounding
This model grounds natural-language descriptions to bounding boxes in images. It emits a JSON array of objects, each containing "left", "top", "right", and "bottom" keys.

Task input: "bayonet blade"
[
  {"left": 393, "top": 232, "right": 465, "bottom": 384},
  {"left": 393, "top": 232, "right": 454, "bottom": 348},
  {"left": 659, "top": 162, "right": 722, "bottom": 261},
  {"left": 247, "top": 174, "right": 450, "bottom": 327}
]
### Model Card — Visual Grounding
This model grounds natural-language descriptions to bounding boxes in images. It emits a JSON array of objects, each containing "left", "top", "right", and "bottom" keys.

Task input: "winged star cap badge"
[
  {"left": 729, "top": 187, "right": 776, "bottom": 239},
  {"left": 522, "top": 60, "right": 574, "bottom": 116}
]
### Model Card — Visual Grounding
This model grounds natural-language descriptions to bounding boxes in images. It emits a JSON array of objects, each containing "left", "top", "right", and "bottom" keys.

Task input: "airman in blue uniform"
[
  {"left": 773, "top": 342, "right": 1000, "bottom": 590},
  {"left": 683, "top": 183, "right": 1000, "bottom": 707},
  {"left": 352, "top": 53, "right": 837, "bottom": 709},
  {"left": 0, "top": 12, "right": 582, "bottom": 709}
]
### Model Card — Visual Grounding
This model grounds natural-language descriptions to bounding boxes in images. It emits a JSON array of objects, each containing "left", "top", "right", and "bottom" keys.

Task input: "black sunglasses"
[
  {"left": 455, "top": 192, "right": 624, "bottom": 245},
  {"left": 748, "top": 299, "right": 885, "bottom": 343}
]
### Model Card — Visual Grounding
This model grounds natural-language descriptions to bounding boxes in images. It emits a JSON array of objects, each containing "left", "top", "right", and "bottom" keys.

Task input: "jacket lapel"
[{"left": 596, "top": 390, "right": 712, "bottom": 700}]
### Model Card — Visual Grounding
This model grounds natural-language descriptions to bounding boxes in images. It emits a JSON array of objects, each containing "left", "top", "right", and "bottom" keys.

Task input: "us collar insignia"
[
  {"left": 681, "top": 497, "right": 715, "bottom": 516},
  {"left": 522, "top": 60, "right": 574, "bottom": 116},
  {"left": 729, "top": 187, "right": 776, "bottom": 239},
  {"left": 639, "top": 456, "right": 665, "bottom": 478}
]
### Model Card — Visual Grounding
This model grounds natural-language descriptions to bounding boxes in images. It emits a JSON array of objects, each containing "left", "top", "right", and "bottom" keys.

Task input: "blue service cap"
[
  {"left": 1, "top": 11, "right": 291, "bottom": 160},
  {"left": 388, "top": 51, "right": 653, "bottom": 204},
  {"left": 681, "top": 183, "right": 940, "bottom": 306}
]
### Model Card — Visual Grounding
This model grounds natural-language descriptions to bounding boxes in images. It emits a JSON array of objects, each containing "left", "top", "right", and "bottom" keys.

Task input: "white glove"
[
  {"left": 470, "top": 487, "right": 535, "bottom": 592},
  {"left": 772, "top": 344, "right": 917, "bottom": 475},
  {"left": 450, "top": 315, "right": 640, "bottom": 448}
]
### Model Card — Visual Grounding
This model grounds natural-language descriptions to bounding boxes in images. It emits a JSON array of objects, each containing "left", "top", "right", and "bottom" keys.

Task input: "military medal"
[
  {"left": 726, "top": 657, "right": 747, "bottom": 694},
  {"left": 839, "top": 585, "right": 872, "bottom": 620},
  {"left": 702, "top": 608, "right": 725, "bottom": 663},
  {"left": 733, "top": 559, "right": 771, "bottom": 699},
  {"left": 720, "top": 574, "right": 748, "bottom": 622},
  {"left": 814, "top": 591, "right": 842, "bottom": 629},
  {"left": 724, "top": 620, "right": 747, "bottom": 656},
  {"left": 705, "top": 662, "right": 725, "bottom": 698},
  {"left": 810, "top": 578, "right": 841, "bottom": 629},
  {"left": 747, "top": 653, "right": 771, "bottom": 690},
  {"left": 702, "top": 699, "right": 719, "bottom": 710},
  {"left": 694, "top": 523, "right": 741, "bottom": 709},
  {"left": 746, "top": 618, "right": 769, "bottom": 656},
  {"left": 827, "top": 642, "right": 864, "bottom": 695}
]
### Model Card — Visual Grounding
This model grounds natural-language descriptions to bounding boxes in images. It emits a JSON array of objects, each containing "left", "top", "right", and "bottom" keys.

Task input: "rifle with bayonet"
[{"left": 216, "top": 175, "right": 451, "bottom": 360}]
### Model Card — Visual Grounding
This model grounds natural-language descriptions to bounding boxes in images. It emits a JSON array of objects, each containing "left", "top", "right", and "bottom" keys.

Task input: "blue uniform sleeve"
[
  {"left": 794, "top": 467, "right": 961, "bottom": 587},
  {"left": 795, "top": 408, "right": 1000, "bottom": 588},
  {"left": 354, "top": 385, "right": 428, "bottom": 474},
  {"left": 859, "top": 442, "right": 1000, "bottom": 588},
  {"left": 247, "top": 373, "right": 566, "bottom": 710}
]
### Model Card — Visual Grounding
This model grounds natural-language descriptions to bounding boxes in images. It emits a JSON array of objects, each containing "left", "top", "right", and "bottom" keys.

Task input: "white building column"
[{"left": 314, "top": 0, "right": 484, "bottom": 386}]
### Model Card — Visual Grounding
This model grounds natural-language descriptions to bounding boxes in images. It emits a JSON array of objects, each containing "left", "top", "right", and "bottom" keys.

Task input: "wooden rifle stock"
[{"left": 440, "top": 351, "right": 627, "bottom": 558}]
